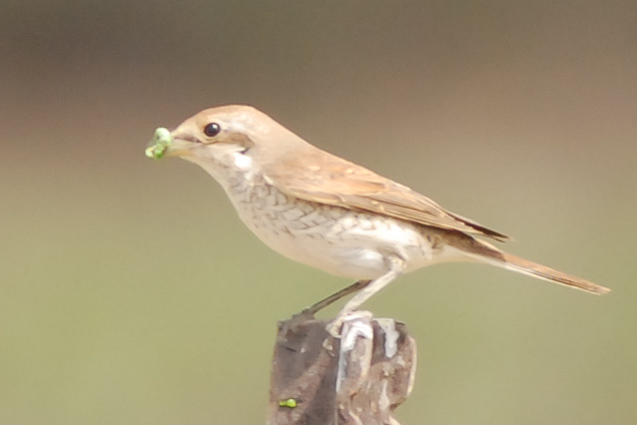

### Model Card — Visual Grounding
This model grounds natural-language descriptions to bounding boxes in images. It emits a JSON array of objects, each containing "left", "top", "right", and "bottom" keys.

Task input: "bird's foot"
[
  {"left": 326, "top": 310, "right": 373, "bottom": 338},
  {"left": 279, "top": 308, "right": 317, "bottom": 336}
]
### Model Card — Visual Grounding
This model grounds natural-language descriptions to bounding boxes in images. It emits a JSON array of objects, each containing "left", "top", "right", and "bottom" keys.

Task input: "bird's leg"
[
  {"left": 301, "top": 279, "right": 372, "bottom": 318},
  {"left": 326, "top": 256, "right": 405, "bottom": 337},
  {"left": 282, "top": 280, "right": 372, "bottom": 336}
]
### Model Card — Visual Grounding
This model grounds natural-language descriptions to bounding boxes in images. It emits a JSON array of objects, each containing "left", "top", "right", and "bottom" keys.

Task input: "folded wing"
[{"left": 264, "top": 148, "right": 510, "bottom": 242}]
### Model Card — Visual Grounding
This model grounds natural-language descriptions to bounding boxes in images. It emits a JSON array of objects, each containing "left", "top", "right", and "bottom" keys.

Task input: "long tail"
[{"left": 449, "top": 235, "right": 610, "bottom": 295}]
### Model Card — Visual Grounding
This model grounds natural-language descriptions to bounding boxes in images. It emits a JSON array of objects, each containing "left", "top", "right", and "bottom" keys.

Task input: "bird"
[{"left": 145, "top": 104, "right": 609, "bottom": 335}]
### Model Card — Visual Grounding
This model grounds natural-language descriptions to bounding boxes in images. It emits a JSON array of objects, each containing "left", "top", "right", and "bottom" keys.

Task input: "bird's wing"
[{"left": 263, "top": 149, "right": 510, "bottom": 242}]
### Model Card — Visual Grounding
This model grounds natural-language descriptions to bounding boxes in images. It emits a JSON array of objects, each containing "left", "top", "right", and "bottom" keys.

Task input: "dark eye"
[{"left": 203, "top": 122, "right": 221, "bottom": 137}]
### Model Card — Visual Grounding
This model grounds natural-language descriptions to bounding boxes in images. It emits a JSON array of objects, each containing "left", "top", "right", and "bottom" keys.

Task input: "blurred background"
[{"left": 1, "top": 1, "right": 636, "bottom": 424}]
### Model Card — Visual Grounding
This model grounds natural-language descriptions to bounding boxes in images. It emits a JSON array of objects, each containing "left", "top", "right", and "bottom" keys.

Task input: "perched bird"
[{"left": 145, "top": 105, "right": 609, "bottom": 335}]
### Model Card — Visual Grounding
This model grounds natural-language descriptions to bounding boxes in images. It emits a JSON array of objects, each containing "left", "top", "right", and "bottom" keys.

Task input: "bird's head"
[{"left": 145, "top": 105, "right": 307, "bottom": 169}]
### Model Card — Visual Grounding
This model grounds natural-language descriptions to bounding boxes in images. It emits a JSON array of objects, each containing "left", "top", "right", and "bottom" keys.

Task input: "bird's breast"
[{"left": 222, "top": 172, "right": 454, "bottom": 279}]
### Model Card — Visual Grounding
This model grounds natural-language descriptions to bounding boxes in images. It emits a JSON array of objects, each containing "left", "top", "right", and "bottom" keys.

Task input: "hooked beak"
[{"left": 145, "top": 127, "right": 195, "bottom": 159}]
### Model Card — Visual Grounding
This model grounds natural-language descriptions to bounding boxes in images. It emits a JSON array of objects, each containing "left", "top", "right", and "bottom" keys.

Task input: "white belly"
[{"left": 226, "top": 179, "right": 456, "bottom": 279}]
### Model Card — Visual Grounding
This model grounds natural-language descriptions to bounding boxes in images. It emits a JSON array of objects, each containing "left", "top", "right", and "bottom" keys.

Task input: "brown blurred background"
[{"left": 1, "top": 1, "right": 636, "bottom": 424}]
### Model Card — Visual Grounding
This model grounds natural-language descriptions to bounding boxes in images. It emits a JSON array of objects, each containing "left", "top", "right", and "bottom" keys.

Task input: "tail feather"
[{"left": 450, "top": 236, "right": 610, "bottom": 295}]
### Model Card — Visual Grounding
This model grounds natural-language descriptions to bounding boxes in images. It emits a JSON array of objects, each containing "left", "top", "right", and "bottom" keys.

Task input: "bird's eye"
[{"left": 203, "top": 122, "right": 221, "bottom": 137}]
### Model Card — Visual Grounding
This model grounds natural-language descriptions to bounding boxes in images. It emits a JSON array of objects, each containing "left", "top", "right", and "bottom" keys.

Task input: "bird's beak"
[{"left": 145, "top": 127, "right": 193, "bottom": 159}]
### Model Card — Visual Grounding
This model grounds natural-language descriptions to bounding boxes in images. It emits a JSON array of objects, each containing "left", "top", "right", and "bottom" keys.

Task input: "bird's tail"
[{"left": 449, "top": 235, "right": 610, "bottom": 295}]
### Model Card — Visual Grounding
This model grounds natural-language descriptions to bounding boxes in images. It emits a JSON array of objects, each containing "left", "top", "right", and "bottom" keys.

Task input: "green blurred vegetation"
[{"left": 1, "top": 1, "right": 636, "bottom": 424}]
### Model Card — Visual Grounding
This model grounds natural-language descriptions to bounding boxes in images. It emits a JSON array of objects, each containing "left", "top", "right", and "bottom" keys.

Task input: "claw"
[{"left": 326, "top": 310, "right": 373, "bottom": 338}]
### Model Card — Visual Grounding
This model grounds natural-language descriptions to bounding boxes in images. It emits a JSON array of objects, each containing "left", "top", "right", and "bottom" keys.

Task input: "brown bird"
[{"left": 145, "top": 105, "right": 609, "bottom": 335}]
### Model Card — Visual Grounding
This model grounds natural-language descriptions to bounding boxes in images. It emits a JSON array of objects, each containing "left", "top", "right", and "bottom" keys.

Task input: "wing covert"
[{"left": 264, "top": 148, "right": 509, "bottom": 242}]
